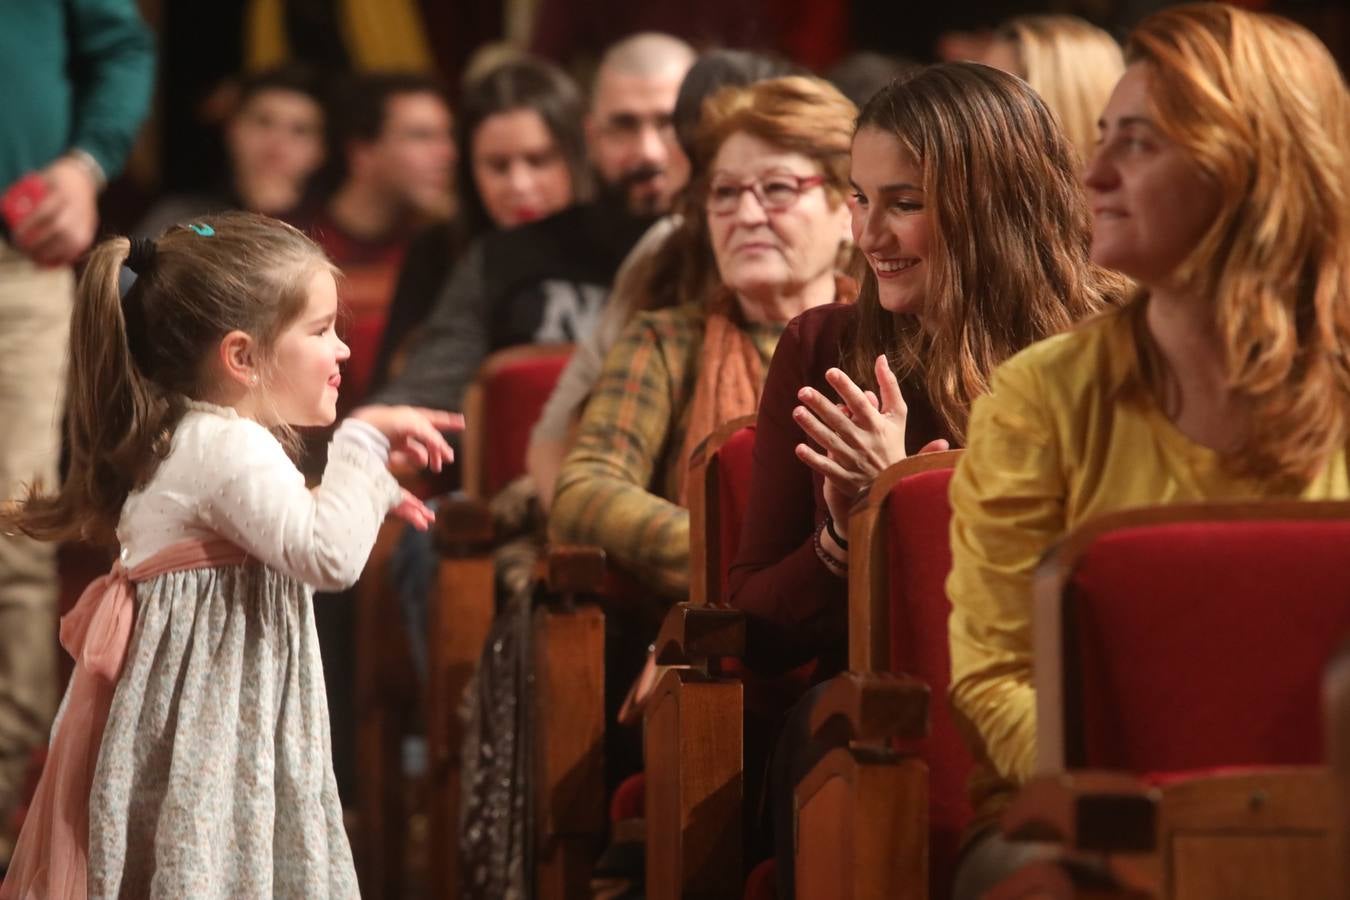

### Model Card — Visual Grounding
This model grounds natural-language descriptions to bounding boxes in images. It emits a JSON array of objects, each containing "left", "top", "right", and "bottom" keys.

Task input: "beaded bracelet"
[
  {"left": 824, "top": 514, "right": 849, "bottom": 550},
  {"left": 813, "top": 518, "right": 848, "bottom": 578}
]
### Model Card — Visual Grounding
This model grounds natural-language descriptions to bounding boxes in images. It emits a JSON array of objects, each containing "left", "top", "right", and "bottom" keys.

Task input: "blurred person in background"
[
  {"left": 364, "top": 33, "right": 695, "bottom": 420},
  {"left": 306, "top": 71, "right": 455, "bottom": 413},
  {"left": 585, "top": 32, "right": 695, "bottom": 217},
  {"left": 824, "top": 50, "right": 920, "bottom": 108},
  {"left": 370, "top": 56, "right": 591, "bottom": 392},
  {"left": 366, "top": 33, "right": 697, "bottom": 670},
  {"left": 0, "top": 0, "right": 153, "bottom": 869},
  {"left": 460, "top": 58, "right": 590, "bottom": 234},
  {"left": 135, "top": 64, "right": 327, "bottom": 238},
  {"left": 525, "top": 48, "right": 799, "bottom": 512},
  {"left": 980, "top": 15, "right": 1125, "bottom": 163}
]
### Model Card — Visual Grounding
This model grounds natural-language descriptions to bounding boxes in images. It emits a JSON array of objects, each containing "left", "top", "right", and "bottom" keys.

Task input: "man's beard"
[{"left": 596, "top": 163, "right": 668, "bottom": 218}]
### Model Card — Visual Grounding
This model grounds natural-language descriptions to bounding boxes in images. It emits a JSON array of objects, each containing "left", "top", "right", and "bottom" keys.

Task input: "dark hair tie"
[{"left": 125, "top": 237, "right": 157, "bottom": 275}]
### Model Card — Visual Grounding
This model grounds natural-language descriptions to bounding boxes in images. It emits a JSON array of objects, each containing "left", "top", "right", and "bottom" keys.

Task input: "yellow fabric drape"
[
  {"left": 245, "top": 0, "right": 288, "bottom": 72},
  {"left": 245, "top": 0, "right": 434, "bottom": 73}
]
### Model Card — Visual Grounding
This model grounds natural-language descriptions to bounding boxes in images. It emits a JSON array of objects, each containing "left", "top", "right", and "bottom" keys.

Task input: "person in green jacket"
[{"left": 0, "top": 0, "right": 154, "bottom": 866}]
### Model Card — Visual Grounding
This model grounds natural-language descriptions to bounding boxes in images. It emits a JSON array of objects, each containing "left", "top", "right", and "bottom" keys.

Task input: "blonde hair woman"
[
  {"left": 982, "top": 15, "right": 1124, "bottom": 162},
  {"left": 948, "top": 5, "right": 1350, "bottom": 896}
]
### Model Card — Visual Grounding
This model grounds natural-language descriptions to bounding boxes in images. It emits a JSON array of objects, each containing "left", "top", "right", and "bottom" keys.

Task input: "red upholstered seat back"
[
  {"left": 716, "top": 425, "right": 757, "bottom": 601},
  {"left": 1066, "top": 517, "right": 1350, "bottom": 772},
  {"left": 477, "top": 351, "right": 571, "bottom": 498},
  {"left": 885, "top": 467, "right": 974, "bottom": 899},
  {"left": 713, "top": 425, "right": 817, "bottom": 692},
  {"left": 743, "top": 859, "right": 777, "bottom": 900},
  {"left": 610, "top": 772, "right": 645, "bottom": 822}
]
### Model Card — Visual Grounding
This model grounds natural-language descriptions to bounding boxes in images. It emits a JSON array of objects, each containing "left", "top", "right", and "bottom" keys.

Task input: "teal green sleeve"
[{"left": 67, "top": 0, "right": 156, "bottom": 180}]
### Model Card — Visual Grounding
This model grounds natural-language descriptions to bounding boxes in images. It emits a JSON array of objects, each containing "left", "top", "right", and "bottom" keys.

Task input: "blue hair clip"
[{"left": 188, "top": 223, "right": 215, "bottom": 237}]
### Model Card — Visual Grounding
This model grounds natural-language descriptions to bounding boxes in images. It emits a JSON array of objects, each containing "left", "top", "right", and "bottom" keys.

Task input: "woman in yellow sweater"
[{"left": 947, "top": 4, "right": 1350, "bottom": 896}]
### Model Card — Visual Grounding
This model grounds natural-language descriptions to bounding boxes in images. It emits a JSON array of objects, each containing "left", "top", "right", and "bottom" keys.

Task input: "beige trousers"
[{"left": 0, "top": 241, "right": 72, "bottom": 819}]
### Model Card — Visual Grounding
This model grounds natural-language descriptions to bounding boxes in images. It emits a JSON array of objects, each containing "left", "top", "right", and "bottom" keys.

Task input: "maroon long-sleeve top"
[{"left": 727, "top": 302, "right": 948, "bottom": 674}]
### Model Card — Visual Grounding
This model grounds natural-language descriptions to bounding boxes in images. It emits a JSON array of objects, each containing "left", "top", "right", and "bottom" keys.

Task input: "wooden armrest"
[
  {"left": 542, "top": 544, "right": 608, "bottom": 594},
  {"left": 431, "top": 496, "right": 494, "bottom": 553},
  {"left": 806, "top": 671, "right": 930, "bottom": 745},
  {"left": 1000, "top": 772, "right": 1158, "bottom": 854},
  {"left": 653, "top": 602, "right": 745, "bottom": 666}
]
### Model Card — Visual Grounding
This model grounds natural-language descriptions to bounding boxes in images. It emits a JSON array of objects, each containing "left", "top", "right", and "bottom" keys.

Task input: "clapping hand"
[{"left": 792, "top": 355, "right": 948, "bottom": 529}]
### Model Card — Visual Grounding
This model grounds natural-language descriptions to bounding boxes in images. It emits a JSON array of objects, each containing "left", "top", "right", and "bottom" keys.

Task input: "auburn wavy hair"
[
  {"left": 1122, "top": 3, "right": 1350, "bottom": 483},
  {"left": 849, "top": 62, "right": 1127, "bottom": 440}
]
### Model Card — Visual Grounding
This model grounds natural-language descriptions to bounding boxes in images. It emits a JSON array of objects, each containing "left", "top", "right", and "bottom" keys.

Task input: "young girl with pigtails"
[{"left": 0, "top": 212, "right": 458, "bottom": 899}]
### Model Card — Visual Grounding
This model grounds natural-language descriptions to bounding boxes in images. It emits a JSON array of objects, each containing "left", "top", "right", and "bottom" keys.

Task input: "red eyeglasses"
[{"left": 706, "top": 174, "right": 827, "bottom": 215}]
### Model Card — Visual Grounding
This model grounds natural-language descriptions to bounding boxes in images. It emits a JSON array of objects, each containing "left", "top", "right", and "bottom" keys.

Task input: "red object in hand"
[{"left": 2, "top": 174, "right": 47, "bottom": 232}]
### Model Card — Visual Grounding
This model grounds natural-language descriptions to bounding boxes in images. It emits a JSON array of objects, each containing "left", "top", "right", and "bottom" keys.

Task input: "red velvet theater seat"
[
  {"left": 743, "top": 859, "right": 778, "bottom": 900},
  {"left": 1039, "top": 502, "right": 1350, "bottom": 773},
  {"left": 610, "top": 772, "right": 645, "bottom": 823},
  {"left": 714, "top": 423, "right": 756, "bottom": 603},
  {"left": 461, "top": 344, "right": 574, "bottom": 500},
  {"left": 884, "top": 463, "right": 976, "bottom": 896},
  {"left": 997, "top": 500, "right": 1350, "bottom": 900},
  {"left": 794, "top": 450, "right": 971, "bottom": 900}
]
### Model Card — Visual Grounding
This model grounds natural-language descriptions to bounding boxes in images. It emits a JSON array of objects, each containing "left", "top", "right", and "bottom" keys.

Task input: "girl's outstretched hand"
[
  {"left": 351, "top": 405, "right": 464, "bottom": 473},
  {"left": 391, "top": 489, "right": 436, "bottom": 531}
]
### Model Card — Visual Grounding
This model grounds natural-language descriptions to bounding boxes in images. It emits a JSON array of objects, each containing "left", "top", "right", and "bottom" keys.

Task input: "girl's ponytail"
[
  {"left": 2, "top": 212, "right": 332, "bottom": 546},
  {"left": 3, "top": 237, "right": 179, "bottom": 545}
]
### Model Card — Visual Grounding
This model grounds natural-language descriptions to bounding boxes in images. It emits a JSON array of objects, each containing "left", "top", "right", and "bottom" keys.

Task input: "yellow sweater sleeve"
[{"left": 946, "top": 354, "right": 1067, "bottom": 787}]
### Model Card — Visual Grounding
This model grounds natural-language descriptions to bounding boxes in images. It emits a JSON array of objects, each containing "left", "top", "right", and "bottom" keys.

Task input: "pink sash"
[{"left": 0, "top": 538, "right": 251, "bottom": 900}]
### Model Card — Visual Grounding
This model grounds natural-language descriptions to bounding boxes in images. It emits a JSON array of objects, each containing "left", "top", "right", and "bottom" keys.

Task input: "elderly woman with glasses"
[{"left": 549, "top": 75, "right": 858, "bottom": 600}]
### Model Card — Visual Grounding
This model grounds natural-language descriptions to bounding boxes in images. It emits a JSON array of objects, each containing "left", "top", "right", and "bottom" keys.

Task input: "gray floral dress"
[{"left": 84, "top": 403, "right": 401, "bottom": 899}]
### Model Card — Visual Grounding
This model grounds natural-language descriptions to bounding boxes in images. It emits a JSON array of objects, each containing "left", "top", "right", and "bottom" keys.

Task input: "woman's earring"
[{"left": 250, "top": 374, "right": 259, "bottom": 387}]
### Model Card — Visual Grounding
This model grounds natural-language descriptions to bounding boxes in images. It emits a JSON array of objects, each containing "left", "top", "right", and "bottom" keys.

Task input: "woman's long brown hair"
[
  {"left": 848, "top": 63, "right": 1128, "bottom": 441},
  {"left": 1, "top": 212, "right": 331, "bottom": 546}
]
